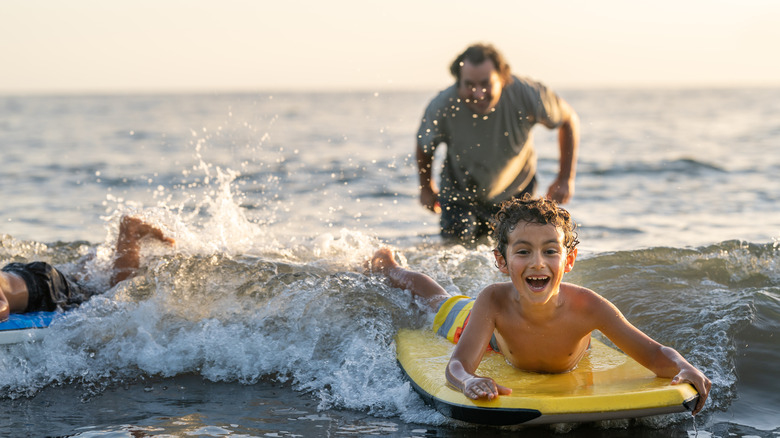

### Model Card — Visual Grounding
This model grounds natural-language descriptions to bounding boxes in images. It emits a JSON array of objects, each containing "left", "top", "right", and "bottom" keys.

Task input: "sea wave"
[
  {"left": 586, "top": 158, "right": 726, "bottom": 177},
  {"left": 2, "top": 234, "right": 777, "bottom": 430}
]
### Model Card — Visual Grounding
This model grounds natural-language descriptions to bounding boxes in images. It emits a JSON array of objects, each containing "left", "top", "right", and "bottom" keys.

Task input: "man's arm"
[
  {"left": 416, "top": 144, "right": 441, "bottom": 213},
  {"left": 546, "top": 99, "right": 580, "bottom": 204}
]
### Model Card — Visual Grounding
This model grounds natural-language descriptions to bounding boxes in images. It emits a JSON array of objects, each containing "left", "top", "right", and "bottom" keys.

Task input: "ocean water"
[{"left": 0, "top": 89, "right": 778, "bottom": 437}]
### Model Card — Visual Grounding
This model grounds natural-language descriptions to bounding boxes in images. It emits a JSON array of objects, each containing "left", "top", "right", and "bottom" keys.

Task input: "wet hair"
[
  {"left": 449, "top": 43, "right": 513, "bottom": 86},
  {"left": 493, "top": 194, "right": 579, "bottom": 259}
]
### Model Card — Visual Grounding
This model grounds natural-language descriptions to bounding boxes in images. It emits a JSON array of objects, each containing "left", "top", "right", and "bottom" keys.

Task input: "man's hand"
[
  {"left": 420, "top": 185, "right": 441, "bottom": 213},
  {"left": 546, "top": 176, "right": 574, "bottom": 204}
]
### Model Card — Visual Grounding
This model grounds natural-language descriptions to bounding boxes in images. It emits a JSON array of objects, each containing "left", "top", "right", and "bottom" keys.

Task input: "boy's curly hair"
[{"left": 493, "top": 195, "right": 579, "bottom": 258}]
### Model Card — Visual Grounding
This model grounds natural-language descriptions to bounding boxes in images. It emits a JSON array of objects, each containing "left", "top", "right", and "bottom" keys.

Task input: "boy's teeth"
[{"left": 526, "top": 276, "right": 549, "bottom": 290}]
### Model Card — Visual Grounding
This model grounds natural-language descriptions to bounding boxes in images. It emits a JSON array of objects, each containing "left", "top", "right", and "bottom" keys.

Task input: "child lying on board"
[
  {"left": 1, "top": 216, "right": 174, "bottom": 322},
  {"left": 368, "top": 195, "right": 711, "bottom": 415}
]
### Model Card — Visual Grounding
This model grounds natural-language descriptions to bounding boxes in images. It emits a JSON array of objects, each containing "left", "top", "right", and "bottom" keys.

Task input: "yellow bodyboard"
[{"left": 395, "top": 328, "right": 698, "bottom": 425}]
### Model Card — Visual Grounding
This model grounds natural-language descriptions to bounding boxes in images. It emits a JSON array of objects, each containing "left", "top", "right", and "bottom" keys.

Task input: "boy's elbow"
[{"left": 659, "top": 345, "right": 683, "bottom": 361}]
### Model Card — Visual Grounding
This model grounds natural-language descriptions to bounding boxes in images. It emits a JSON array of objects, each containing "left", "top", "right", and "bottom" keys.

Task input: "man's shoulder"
[
  {"left": 504, "top": 75, "right": 555, "bottom": 98},
  {"left": 425, "top": 85, "right": 459, "bottom": 108},
  {"left": 508, "top": 74, "right": 548, "bottom": 87}
]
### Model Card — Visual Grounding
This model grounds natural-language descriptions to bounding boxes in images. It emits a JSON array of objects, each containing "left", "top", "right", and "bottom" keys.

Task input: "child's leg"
[
  {"left": 368, "top": 248, "right": 451, "bottom": 312},
  {"left": 111, "top": 216, "right": 175, "bottom": 286}
]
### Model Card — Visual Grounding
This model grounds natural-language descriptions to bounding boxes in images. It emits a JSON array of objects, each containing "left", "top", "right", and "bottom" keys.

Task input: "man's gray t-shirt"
[{"left": 417, "top": 76, "right": 565, "bottom": 204}]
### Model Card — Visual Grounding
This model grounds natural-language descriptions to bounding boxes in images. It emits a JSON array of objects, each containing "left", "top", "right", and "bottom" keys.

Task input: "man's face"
[{"left": 457, "top": 59, "right": 504, "bottom": 115}]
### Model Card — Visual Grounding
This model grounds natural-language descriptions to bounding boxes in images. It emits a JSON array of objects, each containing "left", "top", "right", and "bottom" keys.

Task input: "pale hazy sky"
[{"left": 2, "top": 0, "right": 779, "bottom": 93}]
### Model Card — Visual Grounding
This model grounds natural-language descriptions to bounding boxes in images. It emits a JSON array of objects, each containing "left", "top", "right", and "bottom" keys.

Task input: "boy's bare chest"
[{"left": 494, "top": 318, "right": 592, "bottom": 373}]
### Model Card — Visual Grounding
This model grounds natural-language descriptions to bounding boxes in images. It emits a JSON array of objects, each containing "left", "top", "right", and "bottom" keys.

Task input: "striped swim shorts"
[{"left": 431, "top": 295, "right": 499, "bottom": 351}]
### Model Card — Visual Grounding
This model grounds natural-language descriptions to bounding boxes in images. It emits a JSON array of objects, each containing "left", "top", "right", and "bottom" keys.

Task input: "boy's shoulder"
[
  {"left": 560, "top": 282, "right": 594, "bottom": 296},
  {"left": 473, "top": 281, "right": 519, "bottom": 310},
  {"left": 478, "top": 281, "right": 514, "bottom": 298},
  {"left": 559, "top": 282, "right": 616, "bottom": 316},
  {"left": 474, "top": 282, "right": 611, "bottom": 314}
]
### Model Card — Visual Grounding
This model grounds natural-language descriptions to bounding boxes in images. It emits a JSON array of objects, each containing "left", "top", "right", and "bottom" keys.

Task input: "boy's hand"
[
  {"left": 462, "top": 376, "right": 512, "bottom": 400},
  {"left": 671, "top": 368, "right": 712, "bottom": 416}
]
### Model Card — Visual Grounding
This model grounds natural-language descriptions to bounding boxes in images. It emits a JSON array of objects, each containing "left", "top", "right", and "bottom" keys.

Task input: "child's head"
[{"left": 493, "top": 195, "right": 579, "bottom": 259}]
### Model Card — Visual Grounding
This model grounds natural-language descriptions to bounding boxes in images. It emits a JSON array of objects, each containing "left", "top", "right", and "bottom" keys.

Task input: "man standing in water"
[{"left": 416, "top": 43, "right": 580, "bottom": 242}]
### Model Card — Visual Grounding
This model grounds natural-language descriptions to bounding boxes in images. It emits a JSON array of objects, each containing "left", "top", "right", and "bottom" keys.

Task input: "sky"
[{"left": 2, "top": 0, "right": 779, "bottom": 94}]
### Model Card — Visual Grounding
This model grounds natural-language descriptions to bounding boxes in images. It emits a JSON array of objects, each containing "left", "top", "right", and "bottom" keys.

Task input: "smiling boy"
[{"left": 369, "top": 195, "right": 711, "bottom": 415}]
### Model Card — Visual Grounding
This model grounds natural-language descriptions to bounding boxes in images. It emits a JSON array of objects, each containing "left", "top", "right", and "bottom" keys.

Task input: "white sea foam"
[{"left": 2, "top": 90, "right": 779, "bottom": 434}]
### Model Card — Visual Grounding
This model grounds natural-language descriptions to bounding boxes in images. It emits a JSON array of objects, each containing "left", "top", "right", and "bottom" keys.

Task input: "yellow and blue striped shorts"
[
  {"left": 432, "top": 295, "right": 499, "bottom": 351},
  {"left": 432, "top": 295, "right": 475, "bottom": 344}
]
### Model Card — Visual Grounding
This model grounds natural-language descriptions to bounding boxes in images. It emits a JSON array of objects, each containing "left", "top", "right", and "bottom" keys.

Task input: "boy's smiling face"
[{"left": 494, "top": 222, "right": 577, "bottom": 306}]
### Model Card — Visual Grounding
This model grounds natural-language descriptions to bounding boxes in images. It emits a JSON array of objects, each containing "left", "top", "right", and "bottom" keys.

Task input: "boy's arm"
[
  {"left": 591, "top": 293, "right": 711, "bottom": 415},
  {"left": 445, "top": 289, "right": 512, "bottom": 400},
  {"left": 0, "top": 288, "right": 9, "bottom": 322}
]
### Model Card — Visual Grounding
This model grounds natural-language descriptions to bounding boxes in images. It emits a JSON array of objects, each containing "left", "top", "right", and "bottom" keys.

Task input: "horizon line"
[{"left": 3, "top": 82, "right": 780, "bottom": 97}]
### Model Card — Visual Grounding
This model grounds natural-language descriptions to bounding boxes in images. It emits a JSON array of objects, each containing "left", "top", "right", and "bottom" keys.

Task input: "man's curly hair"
[
  {"left": 450, "top": 43, "right": 514, "bottom": 87},
  {"left": 493, "top": 195, "right": 579, "bottom": 259}
]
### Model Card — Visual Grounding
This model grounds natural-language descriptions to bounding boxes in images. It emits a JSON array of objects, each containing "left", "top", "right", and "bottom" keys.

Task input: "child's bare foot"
[
  {"left": 120, "top": 216, "right": 175, "bottom": 246},
  {"left": 365, "top": 248, "right": 450, "bottom": 310},
  {"left": 366, "top": 248, "right": 399, "bottom": 275},
  {"left": 111, "top": 216, "right": 175, "bottom": 286}
]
